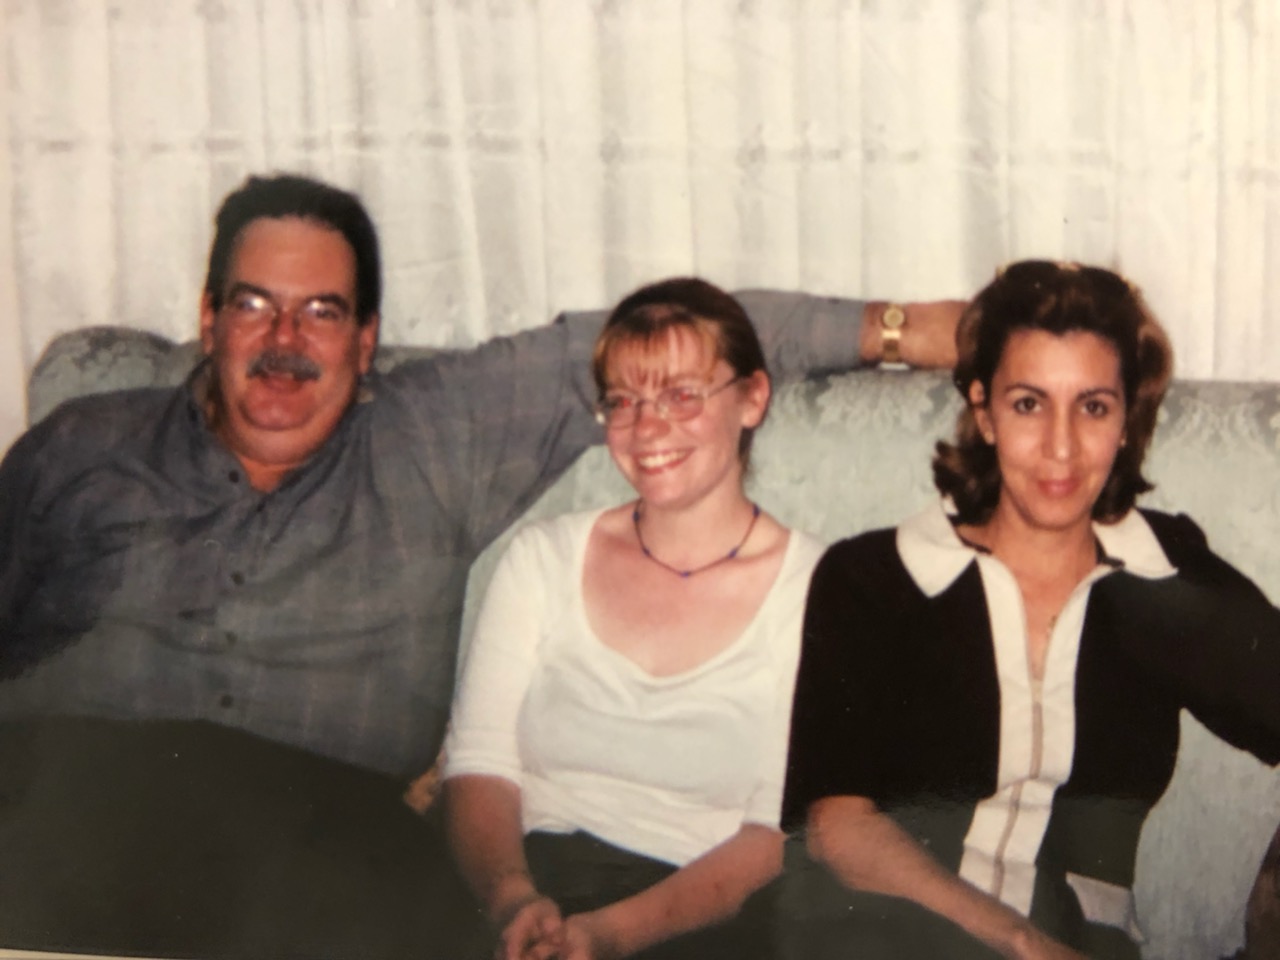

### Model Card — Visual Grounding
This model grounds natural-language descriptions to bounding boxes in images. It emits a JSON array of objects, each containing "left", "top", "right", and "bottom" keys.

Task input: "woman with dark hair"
[
  {"left": 780, "top": 261, "right": 1280, "bottom": 960},
  {"left": 445, "top": 278, "right": 825, "bottom": 960}
]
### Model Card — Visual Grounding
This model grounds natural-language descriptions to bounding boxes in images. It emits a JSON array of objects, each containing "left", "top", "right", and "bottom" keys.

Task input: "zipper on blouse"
[{"left": 989, "top": 591, "right": 1053, "bottom": 901}]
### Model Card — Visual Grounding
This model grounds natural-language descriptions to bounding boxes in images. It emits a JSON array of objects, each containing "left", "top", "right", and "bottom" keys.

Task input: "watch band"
[{"left": 881, "top": 303, "right": 906, "bottom": 366}]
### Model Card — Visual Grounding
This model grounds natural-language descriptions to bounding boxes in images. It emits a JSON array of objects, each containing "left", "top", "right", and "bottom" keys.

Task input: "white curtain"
[{"left": 4, "top": 0, "right": 1279, "bottom": 452}]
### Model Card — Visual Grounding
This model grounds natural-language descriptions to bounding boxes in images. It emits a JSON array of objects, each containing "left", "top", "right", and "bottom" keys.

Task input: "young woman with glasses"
[{"left": 444, "top": 277, "right": 824, "bottom": 960}]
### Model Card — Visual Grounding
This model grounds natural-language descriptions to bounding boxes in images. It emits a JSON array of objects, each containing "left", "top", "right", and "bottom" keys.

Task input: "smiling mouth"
[
  {"left": 635, "top": 450, "right": 690, "bottom": 472},
  {"left": 1037, "top": 478, "right": 1081, "bottom": 497}
]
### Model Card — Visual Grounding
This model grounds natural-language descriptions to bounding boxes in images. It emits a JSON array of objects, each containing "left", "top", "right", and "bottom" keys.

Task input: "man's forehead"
[{"left": 223, "top": 216, "right": 356, "bottom": 294}]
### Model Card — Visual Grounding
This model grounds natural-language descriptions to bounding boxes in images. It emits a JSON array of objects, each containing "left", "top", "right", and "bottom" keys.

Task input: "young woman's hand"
[
  {"left": 1006, "top": 923, "right": 1089, "bottom": 960},
  {"left": 495, "top": 893, "right": 565, "bottom": 960},
  {"left": 554, "top": 911, "right": 622, "bottom": 960}
]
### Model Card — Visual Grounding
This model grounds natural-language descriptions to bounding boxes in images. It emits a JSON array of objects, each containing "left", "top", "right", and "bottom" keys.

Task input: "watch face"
[{"left": 882, "top": 305, "right": 906, "bottom": 330}]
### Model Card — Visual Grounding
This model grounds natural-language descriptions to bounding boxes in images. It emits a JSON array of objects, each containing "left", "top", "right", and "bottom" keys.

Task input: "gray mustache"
[{"left": 247, "top": 351, "right": 322, "bottom": 381}]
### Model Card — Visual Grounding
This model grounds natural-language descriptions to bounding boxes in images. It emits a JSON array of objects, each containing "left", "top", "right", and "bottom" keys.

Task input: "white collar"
[{"left": 897, "top": 500, "right": 1178, "bottom": 599}]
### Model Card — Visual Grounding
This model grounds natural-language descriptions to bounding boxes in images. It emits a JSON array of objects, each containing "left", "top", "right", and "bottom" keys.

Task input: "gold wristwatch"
[{"left": 881, "top": 303, "right": 907, "bottom": 366}]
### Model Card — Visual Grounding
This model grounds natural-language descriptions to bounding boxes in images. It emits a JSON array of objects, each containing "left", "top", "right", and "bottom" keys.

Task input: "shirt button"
[
  {"left": 230, "top": 572, "right": 245, "bottom": 586},
  {"left": 228, "top": 470, "right": 240, "bottom": 483},
  {"left": 218, "top": 693, "right": 234, "bottom": 708}
]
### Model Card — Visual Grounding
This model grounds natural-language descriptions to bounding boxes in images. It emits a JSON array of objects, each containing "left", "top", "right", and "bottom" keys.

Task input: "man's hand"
[
  {"left": 402, "top": 747, "right": 446, "bottom": 815},
  {"left": 495, "top": 893, "right": 565, "bottom": 960},
  {"left": 860, "top": 299, "right": 966, "bottom": 369}
]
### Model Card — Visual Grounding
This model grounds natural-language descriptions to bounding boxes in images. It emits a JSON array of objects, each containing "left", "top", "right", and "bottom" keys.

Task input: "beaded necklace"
[{"left": 631, "top": 501, "right": 762, "bottom": 578}]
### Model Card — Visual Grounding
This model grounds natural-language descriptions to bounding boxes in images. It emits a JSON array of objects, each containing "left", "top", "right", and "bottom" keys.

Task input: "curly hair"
[{"left": 934, "top": 260, "right": 1174, "bottom": 524}]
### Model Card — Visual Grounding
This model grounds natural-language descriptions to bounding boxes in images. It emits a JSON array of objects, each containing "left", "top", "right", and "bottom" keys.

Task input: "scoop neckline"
[{"left": 573, "top": 506, "right": 800, "bottom": 685}]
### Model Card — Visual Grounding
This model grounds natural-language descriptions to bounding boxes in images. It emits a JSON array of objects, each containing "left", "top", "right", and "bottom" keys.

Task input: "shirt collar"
[{"left": 897, "top": 499, "right": 1177, "bottom": 598}]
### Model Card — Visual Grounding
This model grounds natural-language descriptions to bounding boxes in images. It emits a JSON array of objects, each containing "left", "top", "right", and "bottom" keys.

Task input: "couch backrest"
[{"left": 27, "top": 326, "right": 1280, "bottom": 960}]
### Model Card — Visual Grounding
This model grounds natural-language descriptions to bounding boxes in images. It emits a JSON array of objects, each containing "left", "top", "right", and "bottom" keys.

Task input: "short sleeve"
[
  {"left": 444, "top": 521, "right": 557, "bottom": 783},
  {"left": 1096, "top": 511, "right": 1280, "bottom": 765},
  {"left": 779, "top": 540, "right": 873, "bottom": 832},
  {"left": 778, "top": 529, "right": 965, "bottom": 833}
]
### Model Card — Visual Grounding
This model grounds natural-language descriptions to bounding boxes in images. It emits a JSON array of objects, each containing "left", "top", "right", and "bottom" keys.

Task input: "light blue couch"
[{"left": 25, "top": 327, "right": 1280, "bottom": 960}]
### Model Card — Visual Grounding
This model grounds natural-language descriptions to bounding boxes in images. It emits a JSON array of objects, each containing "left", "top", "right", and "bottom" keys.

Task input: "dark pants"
[
  {"left": 775, "top": 867, "right": 1004, "bottom": 960},
  {"left": 523, "top": 829, "right": 772, "bottom": 960},
  {"left": 774, "top": 841, "right": 1139, "bottom": 960},
  {"left": 0, "top": 717, "right": 488, "bottom": 959}
]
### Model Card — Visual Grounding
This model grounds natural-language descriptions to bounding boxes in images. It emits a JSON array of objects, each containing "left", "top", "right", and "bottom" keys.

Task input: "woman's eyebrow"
[
  {"left": 1001, "top": 382, "right": 1047, "bottom": 396},
  {"left": 1000, "top": 383, "right": 1122, "bottom": 398}
]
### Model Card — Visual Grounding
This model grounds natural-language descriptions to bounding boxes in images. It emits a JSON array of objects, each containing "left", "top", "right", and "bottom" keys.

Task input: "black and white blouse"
[{"left": 783, "top": 501, "right": 1280, "bottom": 939}]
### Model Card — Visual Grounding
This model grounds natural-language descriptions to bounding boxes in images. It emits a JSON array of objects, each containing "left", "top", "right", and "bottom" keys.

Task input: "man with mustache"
[{"left": 0, "top": 174, "right": 959, "bottom": 958}]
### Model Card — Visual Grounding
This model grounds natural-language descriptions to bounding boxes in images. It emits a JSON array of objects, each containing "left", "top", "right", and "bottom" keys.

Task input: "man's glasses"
[
  {"left": 220, "top": 287, "right": 354, "bottom": 335},
  {"left": 594, "top": 376, "right": 743, "bottom": 428}
]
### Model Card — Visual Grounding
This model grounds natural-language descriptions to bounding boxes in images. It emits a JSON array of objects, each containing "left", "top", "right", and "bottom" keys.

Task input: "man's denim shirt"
[{"left": 0, "top": 293, "right": 863, "bottom": 776}]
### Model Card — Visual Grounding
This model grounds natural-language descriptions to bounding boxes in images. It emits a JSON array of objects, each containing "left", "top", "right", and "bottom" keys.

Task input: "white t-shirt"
[{"left": 445, "top": 507, "right": 824, "bottom": 867}]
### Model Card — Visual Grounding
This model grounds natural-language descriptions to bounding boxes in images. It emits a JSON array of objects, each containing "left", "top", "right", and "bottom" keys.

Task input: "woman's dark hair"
[
  {"left": 204, "top": 173, "right": 381, "bottom": 325},
  {"left": 934, "top": 260, "right": 1174, "bottom": 524},
  {"left": 592, "top": 277, "right": 769, "bottom": 467}
]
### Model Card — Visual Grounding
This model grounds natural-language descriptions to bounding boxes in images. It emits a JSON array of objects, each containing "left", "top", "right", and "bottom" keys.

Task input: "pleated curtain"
[{"left": 3, "top": 0, "right": 1279, "bottom": 452}]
